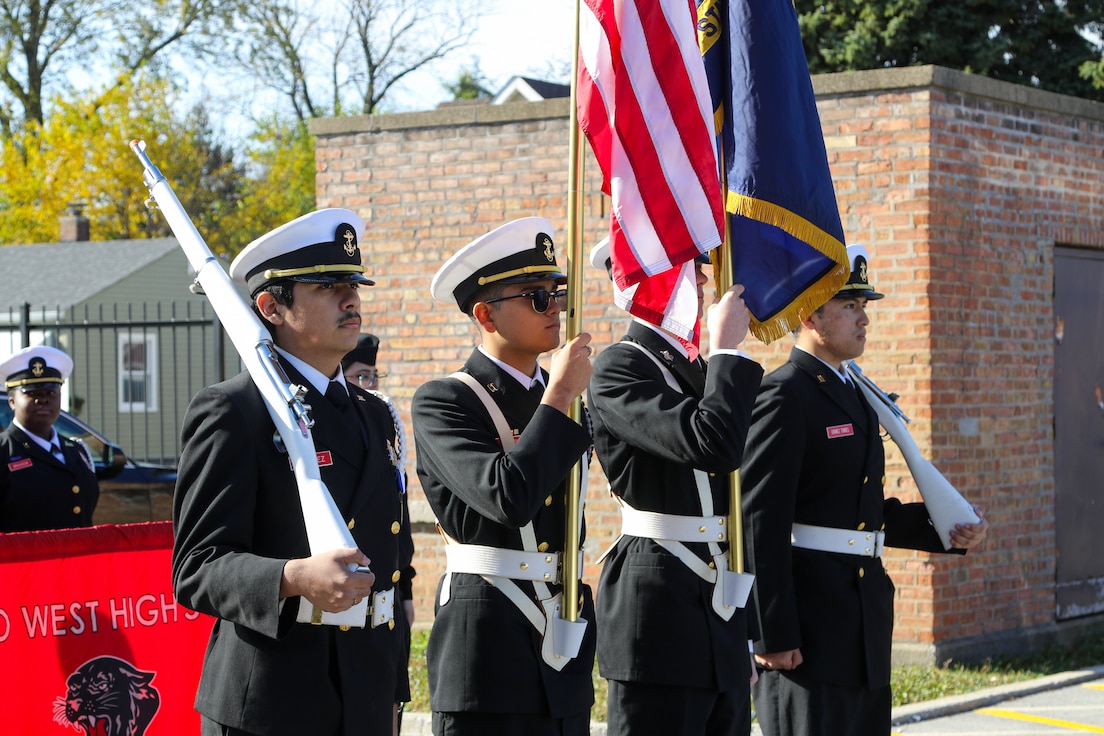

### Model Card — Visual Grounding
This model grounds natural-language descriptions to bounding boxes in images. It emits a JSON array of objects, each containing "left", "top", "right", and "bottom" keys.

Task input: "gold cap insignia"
[
  {"left": 338, "top": 223, "right": 358, "bottom": 257},
  {"left": 30, "top": 358, "right": 45, "bottom": 377},
  {"left": 540, "top": 234, "right": 555, "bottom": 263}
]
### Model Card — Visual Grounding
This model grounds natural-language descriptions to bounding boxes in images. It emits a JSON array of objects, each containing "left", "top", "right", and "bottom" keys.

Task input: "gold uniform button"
[
  {"left": 544, "top": 495, "right": 553, "bottom": 507},
  {"left": 537, "top": 542, "right": 549, "bottom": 552},
  {"left": 391, "top": 570, "right": 401, "bottom": 583},
  {"left": 863, "top": 476, "right": 868, "bottom": 484},
  {"left": 347, "top": 519, "right": 356, "bottom": 530},
  {"left": 881, "top": 475, "right": 887, "bottom": 485},
  {"left": 72, "top": 506, "right": 81, "bottom": 515},
  {"left": 71, "top": 485, "right": 80, "bottom": 494},
  {"left": 859, "top": 568, "right": 865, "bottom": 578},
  {"left": 390, "top": 521, "right": 400, "bottom": 535},
  {"left": 857, "top": 522, "right": 866, "bottom": 531},
  {"left": 339, "top": 625, "right": 351, "bottom": 632},
  {"left": 388, "top": 620, "right": 396, "bottom": 630}
]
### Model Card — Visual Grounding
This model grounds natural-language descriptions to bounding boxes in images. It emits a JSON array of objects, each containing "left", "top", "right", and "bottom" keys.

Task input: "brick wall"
[{"left": 310, "top": 66, "right": 1104, "bottom": 664}]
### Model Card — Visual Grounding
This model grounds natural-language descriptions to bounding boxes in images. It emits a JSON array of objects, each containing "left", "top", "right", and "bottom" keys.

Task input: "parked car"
[{"left": 0, "top": 391, "right": 177, "bottom": 485}]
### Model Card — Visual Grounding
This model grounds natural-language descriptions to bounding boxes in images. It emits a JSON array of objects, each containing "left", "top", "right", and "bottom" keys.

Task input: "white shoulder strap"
[
  {"left": 620, "top": 341, "right": 714, "bottom": 516},
  {"left": 449, "top": 371, "right": 517, "bottom": 449},
  {"left": 442, "top": 370, "right": 590, "bottom": 666}
]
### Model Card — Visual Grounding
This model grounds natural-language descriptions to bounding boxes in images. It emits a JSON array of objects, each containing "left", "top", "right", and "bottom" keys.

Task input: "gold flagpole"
[
  {"left": 561, "top": 0, "right": 586, "bottom": 622},
  {"left": 715, "top": 207, "right": 745, "bottom": 575}
]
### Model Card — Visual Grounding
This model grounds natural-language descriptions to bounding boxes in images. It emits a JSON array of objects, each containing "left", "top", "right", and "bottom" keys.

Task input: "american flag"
[{"left": 577, "top": 0, "right": 724, "bottom": 355}]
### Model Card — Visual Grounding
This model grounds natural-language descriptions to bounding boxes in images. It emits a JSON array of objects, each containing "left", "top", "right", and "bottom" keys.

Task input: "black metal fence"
[{"left": 1, "top": 301, "right": 236, "bottom": 466}]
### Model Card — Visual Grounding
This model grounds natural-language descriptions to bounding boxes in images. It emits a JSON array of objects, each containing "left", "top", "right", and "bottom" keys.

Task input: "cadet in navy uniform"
[
  {"left": 412, "top": 217, "right": 596, "bottom": 736},
  {"left": 342, "top": 332, "right": 417, "bottom": 728},
  {"left": 741, "top": 245, "right": 989, "bottom": 736},
  {"left": 171, "top": 209, "right": 406, "bottom": 736},
  {"left": 587, "top": 240, "right": 764, "bottom": 736},
  {"left": 0, "top": 346, "right": 99, "bottom": 532}
]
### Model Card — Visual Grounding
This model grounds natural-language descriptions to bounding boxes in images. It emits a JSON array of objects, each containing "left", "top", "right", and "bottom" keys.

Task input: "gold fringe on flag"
[{"left": 726, "top": 191, "right": 850, "bottom": 344}]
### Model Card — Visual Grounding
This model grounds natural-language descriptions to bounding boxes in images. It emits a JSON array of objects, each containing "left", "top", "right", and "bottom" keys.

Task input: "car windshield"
[{"left": 0, "top": 393, "right": 112, "bottom": 465}]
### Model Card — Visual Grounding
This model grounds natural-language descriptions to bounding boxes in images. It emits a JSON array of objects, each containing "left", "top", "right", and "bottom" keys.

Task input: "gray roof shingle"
[{"left": 0, "top": 238, "right": 179, "bottom": 310}]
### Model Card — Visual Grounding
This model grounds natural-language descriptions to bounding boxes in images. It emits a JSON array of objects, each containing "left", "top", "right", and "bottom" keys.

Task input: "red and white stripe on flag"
[{"left": 577, "top": 0, "right": 724, "bottom": 346}]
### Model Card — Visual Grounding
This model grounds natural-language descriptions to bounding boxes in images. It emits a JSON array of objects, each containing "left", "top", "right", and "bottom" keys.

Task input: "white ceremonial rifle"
[
  {"left": 130, "top": 140, "right": 371, "bottom": 627},
  {"left": 845, "top": 361, "right": 981, "bottom": 550}
]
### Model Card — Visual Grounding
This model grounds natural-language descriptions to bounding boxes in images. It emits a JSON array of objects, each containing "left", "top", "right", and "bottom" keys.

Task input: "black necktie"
[
  {"left": 50, "top": 443, "right": 64, "bottom": 462},
  {"left": 325, "top": 381, "right": 353, "bottom": 416},
  {"left": 529, "top": 381, "right": 544, "bottom": 400},
  {"left": 326, "top": 381, "right": 370, "bottom": 450}
]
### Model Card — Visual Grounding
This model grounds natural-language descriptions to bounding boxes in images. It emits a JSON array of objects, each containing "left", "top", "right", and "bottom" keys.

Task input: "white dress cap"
[
  {"left": 229, "top": 209, "right": 373, "bottom": 295},
  {"left": 1, "top": 345, "right": 73, "bottom": 389},
  {"left": 431, "top": 217, "right": 566, "bottom": 311}
]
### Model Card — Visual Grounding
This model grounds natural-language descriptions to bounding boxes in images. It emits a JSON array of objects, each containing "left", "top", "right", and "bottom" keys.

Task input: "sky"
[
  {"left": 179, "top": 0, "right": 578, "bottom": 143},
  {"left": 388, "top": 0, "right": 577, "bottom": 111}
]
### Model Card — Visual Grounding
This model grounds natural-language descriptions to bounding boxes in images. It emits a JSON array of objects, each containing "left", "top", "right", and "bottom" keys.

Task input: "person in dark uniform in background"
[
  {"left": 0, "top": 346, "right": 99, "bottom": 532},
  {"left": 586, "top": 240, "right": 764, "bottom": 736},
  {"left": 342, "top": 333, "right": 416, "bottom": 729},
  {"left": 411, "top": 217, "right": 596, "bottom": 736},
  {"left": 741, "top": 244, "right": 989, "bottom": 736},
  {"left": 172, "top": 209, "right": 406, "bottom": 736}
]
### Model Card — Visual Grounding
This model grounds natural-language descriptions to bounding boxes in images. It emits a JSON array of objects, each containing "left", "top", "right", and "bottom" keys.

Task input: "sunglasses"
[{"left": 483, "top": 288, "right": 568, "bottom": 314}]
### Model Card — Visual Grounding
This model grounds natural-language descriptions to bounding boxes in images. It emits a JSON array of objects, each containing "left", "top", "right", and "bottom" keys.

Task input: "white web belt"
[{"left": 791, "top": 523, "right": 885, "bottom": 558}]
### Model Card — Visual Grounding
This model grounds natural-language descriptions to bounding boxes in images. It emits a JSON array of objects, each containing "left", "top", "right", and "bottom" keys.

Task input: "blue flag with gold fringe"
[{"left": 697, "top": 0, "right": 849, "bottom": 343}]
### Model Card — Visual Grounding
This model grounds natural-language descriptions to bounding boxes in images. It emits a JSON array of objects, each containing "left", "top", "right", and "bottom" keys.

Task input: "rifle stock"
[
  {"left": 131, "top": 140, "right": 369, "bottom": 627},
  {"left": 846, "top": 362, "right": 980, "bottom": 550}
]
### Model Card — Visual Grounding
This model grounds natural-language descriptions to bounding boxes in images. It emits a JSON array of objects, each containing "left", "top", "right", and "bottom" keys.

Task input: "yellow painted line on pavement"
[
  {"left": 978, "top": 708, "right": 1104, "bottom": 733},
  {"left": 1084, "top": 684, "right": 1104, "bottom": 691}
]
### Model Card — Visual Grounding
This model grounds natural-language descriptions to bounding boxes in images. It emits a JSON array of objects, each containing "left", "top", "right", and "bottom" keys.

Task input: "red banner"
[{"left": 0, "top": 521, "right": 211, "bottom": 734}]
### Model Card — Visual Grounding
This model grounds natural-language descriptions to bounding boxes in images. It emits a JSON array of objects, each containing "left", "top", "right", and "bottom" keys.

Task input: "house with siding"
[{"left": 0, "top": 232, "right": 237, "bottom": 465}]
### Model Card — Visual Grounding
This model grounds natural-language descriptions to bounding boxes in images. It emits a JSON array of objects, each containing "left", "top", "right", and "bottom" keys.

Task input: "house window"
[{"left": 118, "top": 334, "right": 157, "bottom": 413}]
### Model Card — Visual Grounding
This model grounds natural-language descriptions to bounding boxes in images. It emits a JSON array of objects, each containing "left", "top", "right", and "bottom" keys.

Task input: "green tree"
[
  {"left": 226, "top": 116, "right": 315, "bottom": 255},
  {"left": 796, "top": 0, "right": 1104, "bottom": 101},
  {"left": 0, "top": 74, "right": 244, "bottom": 245},
  {"left": 443, "top": 64, "right": 494, "bottom": 100}
]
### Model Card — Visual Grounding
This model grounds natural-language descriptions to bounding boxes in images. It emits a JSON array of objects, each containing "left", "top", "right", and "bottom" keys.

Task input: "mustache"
[{"left": 339, "top": 311, "right": 362, "bottom": 326}]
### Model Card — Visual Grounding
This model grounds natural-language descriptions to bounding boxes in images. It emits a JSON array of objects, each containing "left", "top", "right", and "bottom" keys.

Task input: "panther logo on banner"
[{"left": 52, "top": 656, "right": 160, "bottom": 735}]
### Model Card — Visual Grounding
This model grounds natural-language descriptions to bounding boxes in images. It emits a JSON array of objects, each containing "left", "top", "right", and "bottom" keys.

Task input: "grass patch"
[
  {"left": 893, "top": 635, "right": 1104, "bottom": 707},
  {"left": 406, "top": 629, "right": 1104, "bottom": 719}
]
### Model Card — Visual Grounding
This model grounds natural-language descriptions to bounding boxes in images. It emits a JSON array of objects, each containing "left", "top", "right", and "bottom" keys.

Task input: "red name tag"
[
  {"left": 8, "top": 458, "right": 32, "bottom": 471},
  {"left": 826, "top": 424, "right": 854, "bottom": 439},
  {"left": 316, "top": 450, "right": 333, "bottom": 467}
]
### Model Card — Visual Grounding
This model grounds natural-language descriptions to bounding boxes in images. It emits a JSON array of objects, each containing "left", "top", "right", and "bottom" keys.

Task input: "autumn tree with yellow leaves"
[{"left": 0, "top": 75, "right": 245, "bottom": 249}]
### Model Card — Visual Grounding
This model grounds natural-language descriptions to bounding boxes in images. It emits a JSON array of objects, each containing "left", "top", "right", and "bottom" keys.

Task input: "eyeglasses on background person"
[{"left": 347, "top": 370, "right": 387, "bottom": 388}]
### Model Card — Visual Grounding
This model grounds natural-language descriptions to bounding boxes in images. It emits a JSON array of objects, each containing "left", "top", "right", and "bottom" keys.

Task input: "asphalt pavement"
[
  {"left": 400, "top": 664, "right": 1104, "bottom": 735},
  {"left": 892, "top": 665, "right": 1104, "bottom": 735}
]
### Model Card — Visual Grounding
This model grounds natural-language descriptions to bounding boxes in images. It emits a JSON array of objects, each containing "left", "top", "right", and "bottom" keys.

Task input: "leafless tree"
[
  {"left": 0, "top": 0, "right": 224, "bottom": 138},
  {"left": 229, "top": 0, "right": 485, "bottom": 122}
]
